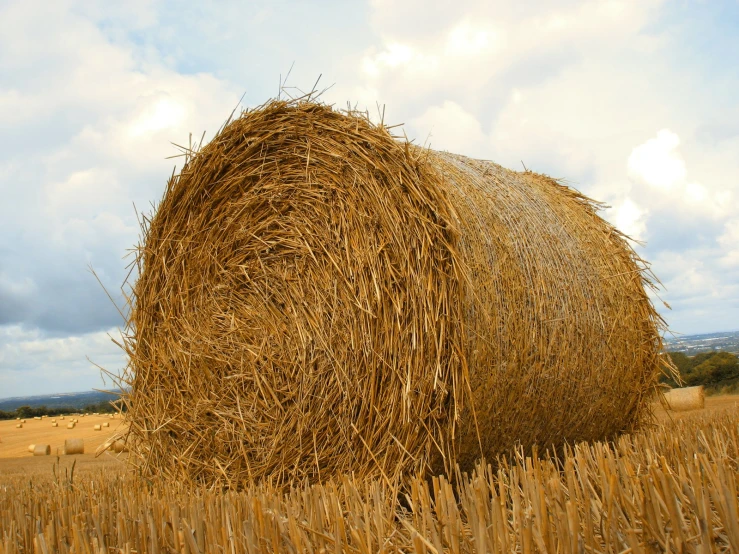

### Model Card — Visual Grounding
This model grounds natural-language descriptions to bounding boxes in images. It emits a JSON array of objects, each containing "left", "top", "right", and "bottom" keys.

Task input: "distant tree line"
[
  {"left": 663, "top": 351, "right": 739, "bottom": 392},
  {"left": 0, "top": 400, "right": 122, "bottom": 420}
]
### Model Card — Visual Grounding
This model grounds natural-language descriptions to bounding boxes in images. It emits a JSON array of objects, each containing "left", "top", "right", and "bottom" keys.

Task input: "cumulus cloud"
[
  {"left": 628, "top": 130, "right": 687, "bottom": 190},
  {"left": 0, "top": 325, "right": 126, "bottom": 397},
  {"left": 0, "top": 0, "right": 242, "bottom": 394}
]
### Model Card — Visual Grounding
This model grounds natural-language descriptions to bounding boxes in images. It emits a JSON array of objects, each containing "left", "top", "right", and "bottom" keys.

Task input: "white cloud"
[
  {"left": 411, "top": 101, "right": 487, "bottom": 155},
  {"left": 718, "top": 220, "right": 739, "bottom": 268},
  {"left": 0, "top": 325, "right": 126, "bottom": 397},
  {"left": 628, "top": 129, "right": 686, "bottom": 190},
  {"left": 614, "top": 198, "right": 648, "bottom": 241}
]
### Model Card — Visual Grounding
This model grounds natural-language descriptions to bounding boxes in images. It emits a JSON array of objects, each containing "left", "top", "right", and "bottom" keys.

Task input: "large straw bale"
[
  {"left": 120, "top": 99, "right": 666, "bottom": 488},
  {"left": 663, "top": 386, "right": 704, "bottom": 411}
]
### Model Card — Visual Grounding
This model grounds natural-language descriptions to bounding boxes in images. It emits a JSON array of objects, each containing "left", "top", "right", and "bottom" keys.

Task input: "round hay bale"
[
  {"left": 33, "top": 416, "right": 41, "bottom": 420},
  {"left": 16, "top": 423, "right": 22, "bottom": 429},
  {"left": 33, "top": 444, "right": 51, "bottom": 456},
  {"left": 663, "top": 386, "right": 705, "bottom": 411},
  {"left": 122, "top": 99, "right": 665, "bottom": 488},
  {"left": 52, "top": 422, "right": 58, "bottom": 427},
  {"left": 66, "top": 423, "right": 75, "bottom": 429},
  {"left": 28, "top": 444, "right": 35, "bottom": 453},
  {"left": 103, "top": 422, "right": 110, "bottom": 428},
  {"left": 63, "top": 438, "right": 84, "bottom": 455},
  {"left": 51, "top": 418, "right": 56, "bottom": 422},
  {"left": 94, "top": 424, "right": 102, "bottom": 431},
  {"left": 113, "top": 440, "right": 128, "bottom": 453}
]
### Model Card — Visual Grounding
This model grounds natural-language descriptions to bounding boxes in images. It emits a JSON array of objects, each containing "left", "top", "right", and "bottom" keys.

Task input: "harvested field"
[
  {"left": 0, "top": 414, "right": 126, "bottom": 458},
  {"left": 0, "top": 404, "right": 736, "bottom": 553}
]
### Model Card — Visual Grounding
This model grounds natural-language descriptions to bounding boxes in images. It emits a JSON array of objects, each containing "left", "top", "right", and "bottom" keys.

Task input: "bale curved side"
[
  {"left": 64, "top": 439, "right": 84, "bottom": 455},
  {"left": 122, "top": 100, "right": 665, "bottom": 488},
  {"left": 664, "top": 386, "right": 704, "bottom": 411},
  {"left": 33, "top": 444, "right": 51, "bottom": 456},
  {"left": 427, "top": 152, "right": 664, "bottom": 471}
]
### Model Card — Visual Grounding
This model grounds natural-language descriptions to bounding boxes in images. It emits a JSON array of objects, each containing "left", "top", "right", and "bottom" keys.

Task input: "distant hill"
[
  {"left": 664, "top": 330, "right": 739, "bottom": 355},
  {"left": 0, "top": 389, "right": 123, "bottom": 412}
]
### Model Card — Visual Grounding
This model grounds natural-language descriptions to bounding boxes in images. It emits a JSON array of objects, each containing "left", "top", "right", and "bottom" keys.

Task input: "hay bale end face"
[
  {"left": 27, "top": 444, "right": 35, "bottom": 453},
  {"left": 33, "top": 444, "right": 51, "bottom": 456},
  {"left": 63, "top": 438, "right": 84, "bottom": 455},
  {"left": 664, "top": 386, "right": 705, "bottom": 411},
  {"left": 122, "top": 99, "right": 666, "bottom": 488}
]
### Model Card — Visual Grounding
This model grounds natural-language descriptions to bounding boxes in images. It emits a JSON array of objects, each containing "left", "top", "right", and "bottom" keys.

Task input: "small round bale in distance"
[
  {"left": 52, "top": 422, "right": 58, "bottom": 427},
  {"left": 664, "top": 386, "right": 705, "bottom": 411},
  {"left": 94, "top": 424, "right": 102, "bottom": 431},
  {"left": 16, "top": 424, "right": 22, "bottom": 429},
  {"left": 103, "top": 422, "right": 110, "bottom": 427},
  {"left": 33, "top": 444, "right": 51, "bottom": 456},
  {"left": 28, "top": 444, "right": 35, "bottom": 453},
  {"left": 64, "top": 438, "right": 84, "bottom": 455},
  {"left": 122, "top": 99, "right": 666, "bottom": 488},
  {"left": 66, "top": 423, "right": 75, "bottom": 429},
  {"left": 113, "top": 440, "right": 128, "bottom": 453}
]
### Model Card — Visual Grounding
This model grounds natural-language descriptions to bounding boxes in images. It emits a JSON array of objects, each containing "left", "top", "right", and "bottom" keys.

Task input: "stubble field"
[{"left": 0, "top": 396, "right": 737, "bottom": 553}]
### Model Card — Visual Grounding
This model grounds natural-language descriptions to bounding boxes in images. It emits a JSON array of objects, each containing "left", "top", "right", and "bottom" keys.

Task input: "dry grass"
[
  {"left": 119, "top": 99, "right": 667, "bottom": 489},
  {"left": 1, "top": 405, "right": 736, "bottom": 553}
]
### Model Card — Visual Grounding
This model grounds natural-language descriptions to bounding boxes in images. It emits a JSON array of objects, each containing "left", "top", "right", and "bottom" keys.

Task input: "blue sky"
[{"left": 1, "top": 0, "right": 738, "bottom": 398}]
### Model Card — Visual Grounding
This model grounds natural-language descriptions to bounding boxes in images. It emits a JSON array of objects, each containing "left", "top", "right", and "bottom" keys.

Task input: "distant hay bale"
[
  {"left": 52, "top": 422, "right": 58, "bottom": 427},
  {"left": 121, "top": 99, "right": 666, "bottom": 488},
  {"left": 103, "top": 422, "right": 110, "bottom": 428},
  {"left": 64, "top": 438, "right": 84, "bottom": 455},
  {"left": 20, "top": 419, "right": 25, "bottom": 423},
  {"left": 34, "top": 416, "right": 41, "bottom": 420},
  {"left": 27, "top": 444, "right": 35, "bottom": 453},
  {"left": 94, "top": 424, "right": 102, "bottom": 431},
  {"left": 113, "top": 440, "right": 128, "bottom": 453},
  {"left": 664, "top": 386, "right": 705, "bottom": 411},
  {"left": 33, "top": 444, "right": 51, "bottom": 456},
  {"left": 51, "top": 418, "right": 56, "bottom": 422},
  {"left": 66, "top": 423, "right": 75, "bottom": 429},
  {"left": 16, "top": 424, "right": 22, "bottom": 429}
]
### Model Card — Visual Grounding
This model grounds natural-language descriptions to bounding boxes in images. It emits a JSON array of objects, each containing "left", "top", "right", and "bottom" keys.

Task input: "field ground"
[
  {"left": 0, "top": 412, "right": 126, "bottom": 461},
  {"left": 1, "top": 397, "right": 737, "bottom": 553}
]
